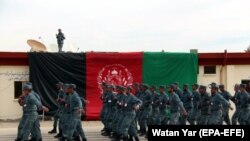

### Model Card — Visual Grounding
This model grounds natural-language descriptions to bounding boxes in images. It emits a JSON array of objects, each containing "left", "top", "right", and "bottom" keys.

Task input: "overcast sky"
[{"left": 0, "top": 0, "right": 250, "bottom": 52}]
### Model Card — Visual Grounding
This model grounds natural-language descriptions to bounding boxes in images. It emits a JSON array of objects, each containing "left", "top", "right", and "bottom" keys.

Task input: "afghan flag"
[{"left": 29, "top": 52, "right": 198, "bottom": 120}]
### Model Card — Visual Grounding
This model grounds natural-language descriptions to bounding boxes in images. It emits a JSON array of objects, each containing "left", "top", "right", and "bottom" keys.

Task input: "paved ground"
[{"left": 0, "top": 121, "right": 147, "bottom": 141}]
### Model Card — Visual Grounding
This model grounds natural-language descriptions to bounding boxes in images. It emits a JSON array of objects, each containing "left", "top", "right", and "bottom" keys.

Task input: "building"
[{"left": 1, "top": 51, "right": 250, "bottom": 120}]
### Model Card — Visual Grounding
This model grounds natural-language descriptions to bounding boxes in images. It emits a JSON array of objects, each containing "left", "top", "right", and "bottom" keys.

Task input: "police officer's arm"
[
  {"left": 30, "top": 95, "right": 49, "bottom": 112},
  {"left": 218, "top": 94, "right": 232, "bottom": 110},
  {"left": 72, "top": 96, "right": 82, "bottom": 110},
  {"left": 132, "top": 96, "right": 142, "bottom": 110},
  {"left": 195, "top": 92, "right": 201, "bottom": 109},
  {"left": 143, "top": 92, "right": 152, "bottom": 105},
  {"left": 226, "top": 91, "right": 233, "bottom": 102},
  {"left": 175, "top": 95, "right": 187, "bottom": 115}
]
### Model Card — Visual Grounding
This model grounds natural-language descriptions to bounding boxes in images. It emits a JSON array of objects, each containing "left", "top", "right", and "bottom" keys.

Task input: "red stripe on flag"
[{"left": 86, "top": 52, "right": 143, "bottom": 120}]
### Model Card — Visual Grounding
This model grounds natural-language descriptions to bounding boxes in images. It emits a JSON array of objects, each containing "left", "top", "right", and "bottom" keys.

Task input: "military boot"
[
  {"left": 82, "top": 137, "right": 87, "bottom": 141},
  {"left": 135, "top": 137, "right": 140, "bottom": 141},
  {"left": 48, "top": 127, "right": 57, "bottom": 134},
  {"left": 122, "top": 135, "right": 129, "bottom": 141},
  {"left": 54, "top": 130, "right": 62, "bottom": 138},
  {"left": 15, "top": 138, "right": 22, "bottom": 141},
  {"left": 74, "top": 136, "right": 81, "bottom": 141},
  {"left": 128, "top": 135, "right": 133, "bottom": 141},
  {"left": 139, "top": 129, "right": 146, "bottom": 136}
]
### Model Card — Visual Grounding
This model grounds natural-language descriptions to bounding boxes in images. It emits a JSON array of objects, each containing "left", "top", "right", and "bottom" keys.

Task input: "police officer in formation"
[
  {"left": 15, "top": 82, "right": 88, "bottom": 141},
  {"left": 100, "top": 84, "right": 142, "bottom": 141},
  {"left": 49, "top": 82, "right": 64, "bottom": 134},
  {"left": 15, "top": 82, "right": 49, "bottom": 141},
  {"left": 100, "top": 82, "right": 250, "bottom": 140},
  {"left": 54, "top": 83, "right": 87, "bottom": 141}
]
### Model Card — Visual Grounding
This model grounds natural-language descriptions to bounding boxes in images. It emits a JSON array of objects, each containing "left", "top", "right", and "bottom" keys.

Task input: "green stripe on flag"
[{"left": 142, "top": 52, "right": 198, "bottom": 88}]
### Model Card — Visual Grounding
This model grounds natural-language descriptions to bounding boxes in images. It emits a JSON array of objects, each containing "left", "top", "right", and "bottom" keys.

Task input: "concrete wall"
[
  {"left": 1, "top": 64, "right": 250, "bottom": 120},
  {"left": 197, "top": 65, "right": 222, "bottom": 88},
  {"left": 198, "top": 65, "right": 250, "bottom": 94},
  {"left": 0, "top": 66, "right": 29, "bottom": 120}
]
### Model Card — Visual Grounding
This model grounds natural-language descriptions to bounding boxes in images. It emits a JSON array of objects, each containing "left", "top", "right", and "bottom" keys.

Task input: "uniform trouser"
[
  {"left": 239, "top": 107, "right": 250, "bottom": 125},
  {"left": 232, "top": 108, "right": 241, "bottom": 125},
  {"left": 120, "top": 111, "right": 136, "bottom": 137},
  {"left": 100, "top": 104, "right": 108, "bottom": 129},
  {"left": 58, "top": 44, "right": 63, "bottom": 52},
  {"left": 150, "top": 107, "right": 160, "bottom": 125},
  {"left": 189, "top": 108, "right": 200, "bottom": 125},
  {"left": 105, "top": 106, "right": 116, "bottom": 131},
  {"left": 180, "top": 108, "right": 192, "bottom": 125},
  {"left": 112, "top": 109, "right": 123, "bottom": 134},
  {"left": 135, "top": 110, "right": 141, "bottom": 130},
  {"left": 22, "top": 112, "right": 38, "bottom": 140},
  {"left": 53, "top": 109, "right": 62, "bottom": 130},
  {"left": 128, "top": 119, "right": 139, "bottom": 138},
  {"left": 59, "top": 112, "right": 66, "bottom": 132},
  {"left": 198, "top": 114, "right": 209, "bottom": 125},
  {"left": 65, "top": 112, "right": 79, "bottom": 140},
  {"left": 62, "top": 113, "right": 70, "bottom": 138},
  {"left": 17, "top": 114, "right": 26, "bottom": 139},
  {"left": 74, "top": 116, "right": 86, "bottom": 140},
  {"left": 169, "top": 112, "right": 180, "bottom": 125},
  {"left": 208, "top": 110, "right": 222, "bottom": 125},
  {"left": 221, "top": 107, "right": 231, "bottom": 125},
  {"left": 30, "top": 117, "right": 42, "bottom": 140},
  {"left": 115, "top": 110, "right": 125, "bottom": 135},
  {"left": 159, "top": 109, "right": 169, "bottom": 125},
  {"left": 139, "top": 106, "right": 152, "bottom": 132}
]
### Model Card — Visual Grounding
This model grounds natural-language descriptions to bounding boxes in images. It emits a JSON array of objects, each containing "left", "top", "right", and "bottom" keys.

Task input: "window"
[
  {"left": 14, "top": 81, "right": 27, "bottom": 99},
  {"left": 204, "top": 66, "right": 216, "bottom": 74}
]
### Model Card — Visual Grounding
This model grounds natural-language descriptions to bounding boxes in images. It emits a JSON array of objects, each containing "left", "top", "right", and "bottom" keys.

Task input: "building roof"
[{"left": 1, "top": 51, "right": 250, "bottom": 66}]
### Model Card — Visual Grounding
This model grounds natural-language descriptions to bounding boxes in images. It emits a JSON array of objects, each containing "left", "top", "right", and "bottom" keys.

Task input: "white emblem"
[{"left": 97, "top": 64, "right": 133, "bottom": 91}]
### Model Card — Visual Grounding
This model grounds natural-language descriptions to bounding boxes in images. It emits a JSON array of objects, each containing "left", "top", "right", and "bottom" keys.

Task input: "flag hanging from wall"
[
  {"left": 29, "top": 53, "right": 86, "bottom": 113},
  {"left": 29, "top": 52, "right": 198, "bottom": 120},
  {"left": 86, "top": 52, "right": 143, "bottom": 120}
]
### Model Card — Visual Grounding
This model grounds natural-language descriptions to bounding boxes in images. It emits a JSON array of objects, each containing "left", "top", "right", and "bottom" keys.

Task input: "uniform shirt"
[
  {"left": 141, "top": 90, "right": 152, "bottom": 108},
  {"left": 23, "top": 92, "right": 42, "bottom": 113},
  {"left": 159, "top": 92, "right": 169, "bottom": 110},
  {"left": 169, "top": 92, "right": 185, "bottom": 113},
  {"left": 32, "top": 90, "right": 43, "bottom": 110},
  {"left": 210, "top": 93, "right": 229, "bottom": 111},
  {"left": 104, "top": 92, "right": 116, "bottom": 108},
  {"left": 240, "top": 91, "right": 250, "bottom": 109},
  {"left": 220, "top": 90, "right": 232, "bottom": 107},
  {"left": 100, "top": 91, "right": 108, "bottom": 104},
  {"left": 181, "top": 89, "right": 193, "bottom": 109},
  {"left": 233, "top": 91, "right": 241, "bottom": 108},
  {"left": 123, "top": 93, "right": 142, "bottom": 111},
  {"left": 56, "top": 32, "right": 65, "bottom": 44},
  {"left": 70, "top": 92, "right": 82, "bottom": 111},
  {"left": 115, "top": 93, "right": 127, "bottom": 110},
  {"left": 151, "top": 92, "right": 160, "bottom": 108},
  {"left": 175, "top": 87, "right": 183, "bottom": 100},
  {"left": 192, "top": 90, "right": 201, "bottom": 110},
  {"left": 58, "top": 89, "right": 65, "bottom": 99},
  {"left": 199, "top": 92, "right": 211, "bottom": 115},
  {"left": 65, "top": 92, "right": 82, "bottom": 113},
  {"left": 135, "top": 91, "right": 143, "bottom": 100}
]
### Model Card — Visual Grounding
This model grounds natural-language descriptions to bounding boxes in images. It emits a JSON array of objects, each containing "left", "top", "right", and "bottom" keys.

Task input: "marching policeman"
[
  {"left": 190, "top": 83, "right": 201, "bottom": 125},
  {"left": 180, "top": 84, "right": 193, "bottom": 125},
  {"left": 197, "top": 85, "right": 211, "bottom": 125},
  {"left": 168, "top": 84, "right": 187, "bottom": 125},
  {"left": 238, "top": 84, "right": 250, "bottom": 125},
  {"left": 231, "top": 84, "right": 241, "bottom": 125},
  {"left": 208, "top": 83, "right": 231, "bottom": 125},
  {"left": 219, "top": 84, "right": 232, "bottom": 125}
]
